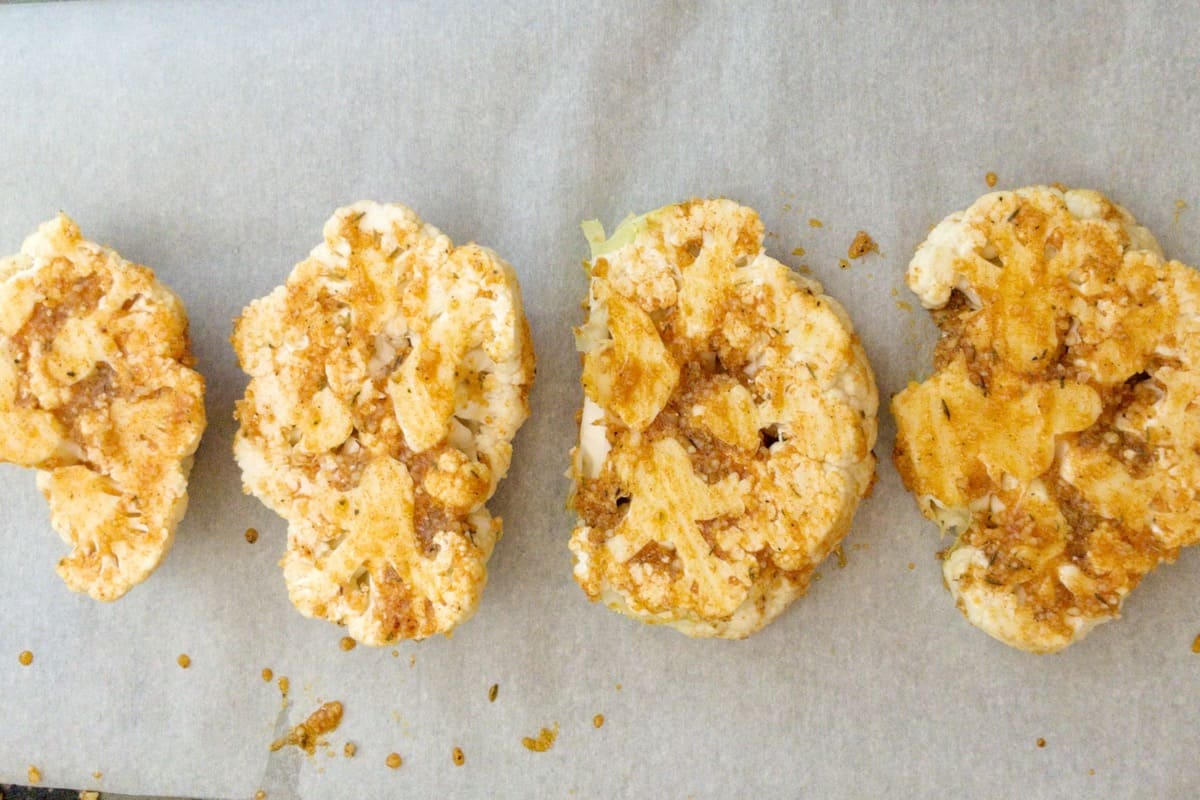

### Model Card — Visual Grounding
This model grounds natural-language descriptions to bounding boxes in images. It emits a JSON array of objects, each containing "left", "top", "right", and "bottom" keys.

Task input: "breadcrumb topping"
[
  {"left": 234, "top": 202, "right": 534, "bottom": 644},
  {"left": 894, "top": 186, "right": 1200, "bottom": 652},
  {"left": 0, "top": 215, "right": 205, "bottom": 600},
  {"left": 570, "top": 199, "right": 878, "bottom": 638}
]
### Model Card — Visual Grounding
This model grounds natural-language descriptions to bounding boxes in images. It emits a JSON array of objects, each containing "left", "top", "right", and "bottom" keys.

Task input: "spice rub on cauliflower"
[
  {"left": 0, "top": 215, "right": 206, "bottom": 600},
  {"left": 233, "top": 202, "right": 534, "bottom": 644},
  {"left": 893, "top": 185, "right": 1200, "bottom": 653},
  {"left": 569, "top": 199, "right": 878, "bottom": 638}
]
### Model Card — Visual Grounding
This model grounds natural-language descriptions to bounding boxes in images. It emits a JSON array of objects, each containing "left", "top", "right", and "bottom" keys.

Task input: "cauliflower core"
[
  {"left": 233, "top": 202, "right": 534, "bottom": 644},
  {"left": 893, "top": 186, "right": 1200, "bottom": 653},
  {"left": 0, "top": 215, "right": 206, "bottom": 600},
  {"left": 569, "top": 199, "right": 878, "bottom": 638}
]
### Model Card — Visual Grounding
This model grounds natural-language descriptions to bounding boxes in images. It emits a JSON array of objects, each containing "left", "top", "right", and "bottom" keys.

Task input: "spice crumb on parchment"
[
  {"left": 27, "top": 765, "right": 42, "bottom": 784},
  {"left": 339, "top": 636, "right": 357, "bottom": 651},
  {"left": 1036, "top": 738, "right": 1046, "bottom": 748},
  {"left": 278, "top": 675, "right": 290, "bottom": 700},
  {"left": 593, "top": 714, "right": 605, "bottom": 729},
  {"left": 986, "top": 171, "right": 998, "bottom": 188},
  {"left": 834, "top": 545, "right": 848, "bottom": 569},
  {"left": 18, "top": 650, "right": 33, "bottom": 666},
  {"left": 80, "top": 792, "right": 99, "bottom": 800},
  {"left": 269, "top": 701, "right": 344, "bottom": 755},
  {"left": 1191, "top": 633, "right": 1200, "bottom": 653},
  {"left": 177, "top": 654, "right": 191, "bottom": 669},
  {"left": 838, "top": 258, "right": 850, "bottom": 270},
  {"left": 244, "top": 527, "right": 259, "bottom": 544},
  {"left": 791, "top": 246, "right": 806, "bottom": 257},
  {"left": 262, "top": 667, "right": 274, "bottom": 682},
  {"left": 255, "top": 791, "right": 267, "bottom": 800},
  {"left": 808, "top": 218, "right": 823, "bottom": 228},
  {"left": 522, "top": 723, "right": 560, "bottom": 753},
  {"left": 91, "top": 772, "right": 102, "bottom": 780},
  {"left": 344, "top": 742, "right": 356, "bottom": 758},
  {"left": 386, "top": 752, "right": 403, "bottom": 769},
  {"left": 488, "top": 683, "right": 499, "bottom": 702},
  {"left": 452, "top": 746, "right": 466, "bottom": 766},
  {"left": 847, "top": 230, "right": 879, "bottom": 259}
]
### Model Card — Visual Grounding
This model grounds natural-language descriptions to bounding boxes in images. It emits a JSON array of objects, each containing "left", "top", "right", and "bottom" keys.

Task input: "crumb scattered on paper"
[
  {"left": 1175, "top": 199, "right": 1189, "bottom": 224},
  {"left": 986, "top": 171, "right": 998, "bottom": 188},
  {"left": 1191, "top": 633, "right": 1200, "bottom": 653},
  {"left": 386, "top": 752, "right": 402, "bottom": 769},
  {"left": 791, "top": 246, "right": 805, "bottom": 257},
  {"left": 522, "top": 723, "right": 560, "bottom": 752},
  {"left": 593, "top": 714, "right": 604, "bottom": 729},
  {"left": 27, "top": 765, "right": 41, "bottom": 784},
  {"left": 339, "top": 636, "right": 357, "bottom": 651},
  {"left": 895, "top": 300, "right": 913, "bottom": 312},
  {"left": 834, "top": 545, "right": 847, "bottom": 568},
  {"left": 18, "top": 650, "right": 33, "bottom": 666},
  {"left": 261, "top": 667, "right": 273, "bottom": 682},
  {"left": 488, "top": 683, "right": 499, "bottom": 702},
  {"left": 79, "top": 792, "right": 99, "bottom": 800},
  {"left": 808, "top": 218, "right": 823, "bottom": 228},
  {"left": 848, "top": 230, "right": 878, "bottom": 259},
  {"left": 269, "top": 700, "right": 344, "bottom": 755},
  {"left": 278, "top": 675, "right": 290, "bottom": 702},
  {"left": 177, "top": 653, "right": 191, "bottom": 669},
  {"left": 344, "top": 742, "right": 356, "bottom": 758},
  {"left": 244, "top": 527, "right": 258, "bottom": 544},
  {"left": 452, "top": 746, "right": 466, "bottom": 766},
  {"left": 254, "top": 791, "right": 266, "bottom": 800},
  {"left": 1037, "top": 738, "right": 1046, "bottom": 748},
  {"left": 907, "top": 562, "right": 915, "bottom": 570},
  {"left": 839, "top": 258, "right": 850, "bottom": 269}
]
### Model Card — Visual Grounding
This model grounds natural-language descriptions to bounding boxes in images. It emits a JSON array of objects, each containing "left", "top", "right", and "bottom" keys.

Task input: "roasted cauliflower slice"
[
  {"left": 893, "top": 185, "right": 1200, "bottom": 653},
  {"left": 233, "top": 202, "right": 534, "bottom": 644},
  {"left": 569, "top": 199, "right": 878, "bottom": 638},
  {"left": 0, "top": 215, "right": 206, "bottom": 600}
]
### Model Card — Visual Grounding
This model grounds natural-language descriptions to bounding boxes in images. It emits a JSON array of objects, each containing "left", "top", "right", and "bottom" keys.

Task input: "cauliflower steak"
[
  {"left": 234, "top": 202, "right": 534, "bottom": 644},
  {"left": 569, "top": 199, "right": 878, "bottom": 638},
  {"left": 893, "top": 186, "right": 1200, "bottom": 652},
  {"left": 0, "top": 215, "right": 206, "bottom": 600}
]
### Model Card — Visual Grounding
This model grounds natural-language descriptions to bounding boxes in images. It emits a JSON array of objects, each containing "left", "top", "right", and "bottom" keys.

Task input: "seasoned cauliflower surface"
[
  {"left": 569, "top": 199, "right": 878, "bottom": 638},
  {"left": 893, "top": 186, "right": 1200, "bottom": 653},
  {"left": 234, "top": 202, "right": 534, "bottom": 644},
  {"left": 0, "top": 215, "right": 206, "bottom": 600}
]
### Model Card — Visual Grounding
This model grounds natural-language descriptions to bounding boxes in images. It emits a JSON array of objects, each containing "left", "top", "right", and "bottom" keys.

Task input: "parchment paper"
[{"left": 1, "top": 2, "right": 1198, "bottom": 798}]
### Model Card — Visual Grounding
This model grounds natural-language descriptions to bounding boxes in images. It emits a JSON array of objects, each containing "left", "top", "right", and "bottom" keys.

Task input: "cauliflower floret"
[
  {"left": 569, "top": 199, "right": 878, "bottom": 638},
  {"left": 0, "top": 215, "right": 206, "bottom": 600},
  {"left": 893, "top": 185, "right": 1200, "bottom": 653},
  {"left": 233, "top": 201, "right": 534, "bottom": 645}
]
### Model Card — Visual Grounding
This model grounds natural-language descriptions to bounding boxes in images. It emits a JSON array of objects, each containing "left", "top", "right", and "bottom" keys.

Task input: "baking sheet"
[{"left": 1, "top": 1, "right": 1198, "bottom": 797}]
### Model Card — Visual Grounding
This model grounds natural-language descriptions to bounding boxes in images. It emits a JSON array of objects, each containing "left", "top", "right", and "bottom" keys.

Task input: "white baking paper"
[{"left": 1, "top": 1, "right": 1198, "bottom": 798}]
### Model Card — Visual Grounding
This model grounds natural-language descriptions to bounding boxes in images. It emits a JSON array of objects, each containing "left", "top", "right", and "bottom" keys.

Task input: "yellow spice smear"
[
  {"left": 522, "top": 723, "right": 560, "bottom": 752},
  {"left": 270, "top": 701, "right": 344, "bottom": 755}
]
